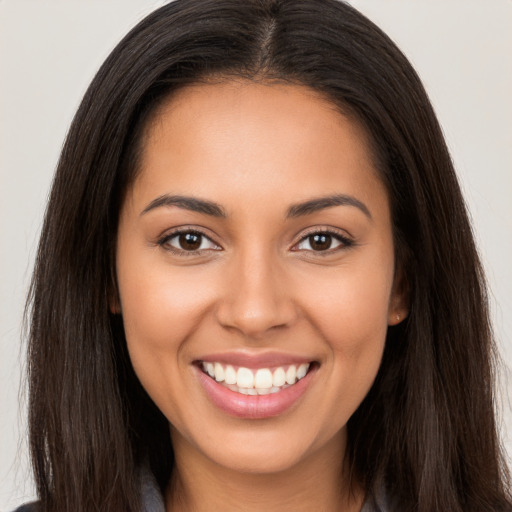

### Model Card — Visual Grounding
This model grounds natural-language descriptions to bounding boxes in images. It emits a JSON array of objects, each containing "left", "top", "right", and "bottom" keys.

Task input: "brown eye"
[
  {"left": 178, "top": 232, "right": 202, "bottom": 250},
  {"left": 308, "top": 233, "right": 332, "bottom": 251},
  {"left": 294, "top": 231, "right": 352, "bottom": 253},
  {"left": 160, "top": 230, "right": 220, "bottom": 253}
]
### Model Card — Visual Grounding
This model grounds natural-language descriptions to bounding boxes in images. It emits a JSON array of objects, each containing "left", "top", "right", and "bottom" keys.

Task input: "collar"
[
  {"left": 140, "top": 467, "right": 165, "bottom": 512},
  {"left": 139, "top": 467, "right": 387, "bottom": 512}
]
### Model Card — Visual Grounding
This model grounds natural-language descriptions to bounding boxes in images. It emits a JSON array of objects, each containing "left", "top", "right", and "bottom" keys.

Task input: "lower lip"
[{"left": 195, "top": 365, "right": 316, "bottom": 419}]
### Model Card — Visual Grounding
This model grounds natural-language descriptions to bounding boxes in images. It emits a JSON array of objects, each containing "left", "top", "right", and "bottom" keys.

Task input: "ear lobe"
[
  {"left": 109, "top": 293, "right": 121, "bottom": 314},
  {"left": 109, "top": 297, "right": 121, "bottom": 315},
  {"left": 388, "top": 268, "right": 409, "bottom": 326},
  {"left": 388, "top": 308, "right": 408, "bottom": 326},
  {"left": 108, "top": 279, "right": 122, "bottom": 315}
]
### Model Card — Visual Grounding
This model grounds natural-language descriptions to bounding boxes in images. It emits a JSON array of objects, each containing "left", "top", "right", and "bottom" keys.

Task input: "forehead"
[{"left": 129, "top": 80, "right": 388, "bottom": 219}]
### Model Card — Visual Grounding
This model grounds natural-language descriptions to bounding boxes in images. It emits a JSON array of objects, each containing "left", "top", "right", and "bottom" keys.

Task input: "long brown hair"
[{"left": 26, "top": 0, "right": 511, "bottom": 510}]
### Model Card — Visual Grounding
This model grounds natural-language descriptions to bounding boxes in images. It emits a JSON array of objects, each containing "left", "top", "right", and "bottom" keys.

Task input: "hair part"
[{"left": 26, "top": 1, "right": 511, "bottom": 511}]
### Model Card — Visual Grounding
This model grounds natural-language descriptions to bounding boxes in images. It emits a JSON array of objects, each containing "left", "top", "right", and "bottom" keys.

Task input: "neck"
[{"left": 165, "top": 429, "right": 363, "bottom": 512}]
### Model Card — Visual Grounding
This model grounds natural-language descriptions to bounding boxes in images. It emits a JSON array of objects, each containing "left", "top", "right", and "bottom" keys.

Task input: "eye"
[
  {"left": 158, "top": 230, "right": 220, "bottom": 254},
  {"left": 293, "top": 231, "right": 352, "bottom": 253}
]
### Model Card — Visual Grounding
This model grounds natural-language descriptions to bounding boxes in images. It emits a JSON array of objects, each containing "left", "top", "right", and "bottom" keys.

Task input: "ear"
[
  {"left": 387, "top": 267, "right": 409, "bottom": 326},
  {"left": 108, "top": 273, "right": 122, "bottom": 315},
  {"left": 109, "top": 294, "right": 122, "bottom": 315}
]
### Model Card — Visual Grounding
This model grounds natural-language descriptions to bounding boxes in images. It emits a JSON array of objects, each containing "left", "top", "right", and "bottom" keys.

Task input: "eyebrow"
[
  {"left": 140, "top": 193, "right": 371, "bottom": 220},
  {"left": 141, "top": 194, "right": 226, "bottom": 217},
  {"left": 286, "top": 194, "right": 372, "bottom": 220}
]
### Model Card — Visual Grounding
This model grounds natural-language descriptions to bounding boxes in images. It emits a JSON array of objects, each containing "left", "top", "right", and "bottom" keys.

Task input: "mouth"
[
  {"left": 194, "top": 358, "right": 318, "bottom": 419},
  {"left": 199, "top": 361, "right": 312, "bottom": 395}
]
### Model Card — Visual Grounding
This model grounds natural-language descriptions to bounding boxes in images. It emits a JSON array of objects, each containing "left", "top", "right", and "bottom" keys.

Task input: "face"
[{"left": 115, "top": 81, "right": 406, "bottom": 475}]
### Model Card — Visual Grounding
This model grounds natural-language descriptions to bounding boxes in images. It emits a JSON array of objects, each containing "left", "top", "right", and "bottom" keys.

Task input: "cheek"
[
  {"left": 295, "top": 253, "right": 393, "bottom": 404},
  {"left": 116, "top": 256, "right": 217, "bottom": 405},
  {"left": 118, "top": 256, "right": 215, "bottom": 345},
  {"left": 302, "top": 262, "right": 393, "bottom": 349}
]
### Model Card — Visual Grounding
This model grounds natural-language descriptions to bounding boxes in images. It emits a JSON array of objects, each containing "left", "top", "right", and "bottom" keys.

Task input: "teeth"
[
  {"left": 214, "top": 362, "right": 225, "bottom": 382},
  {"left": 201, "top": 361, "right": 311, "bottom": 395},
  {"left": 205, "top": 362, "right": 215, "bottom": 378},
  {"left": 254, "top": 369, "right": 273, "bottom": 389},
  {"left": 285, "top": 365, "right": 296, "bottom": 385},
  {"left": 224, "top": 365, "right": 237, "bottom": 385},
  {"left": 237, "top": 367, "right": 254, "bottom": 388},
  {"left": 297, "top": 363, "right": 309, "bottom": 380},
  {"left": 272, "top": 367, "right": 286, "bottom": 387}
]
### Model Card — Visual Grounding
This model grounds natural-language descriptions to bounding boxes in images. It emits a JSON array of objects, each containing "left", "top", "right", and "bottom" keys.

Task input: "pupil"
[
  {"left": 179, "top": 233, "right": 201, "bottom": 250},
  {"left": 310, "top": 234, "right": 331, "bottom": 251}
]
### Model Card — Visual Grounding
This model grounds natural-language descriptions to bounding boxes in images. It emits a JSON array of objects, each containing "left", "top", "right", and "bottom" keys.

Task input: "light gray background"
[{"left": 1, "top": 1, "right": 511, "bottom": 509}]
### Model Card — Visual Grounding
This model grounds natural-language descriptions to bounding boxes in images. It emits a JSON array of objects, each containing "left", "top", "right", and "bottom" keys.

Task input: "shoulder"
[
  {"left": 361, "top": 491, "right": 387, "bottom": 512},
  {"left": 12, "top": 502, "right": 40, "bottom": 512}
]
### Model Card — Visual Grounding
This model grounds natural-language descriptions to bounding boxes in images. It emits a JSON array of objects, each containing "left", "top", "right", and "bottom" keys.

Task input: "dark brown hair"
[{"left": 26, "top": 0, "right": 511, "bottom": 511}]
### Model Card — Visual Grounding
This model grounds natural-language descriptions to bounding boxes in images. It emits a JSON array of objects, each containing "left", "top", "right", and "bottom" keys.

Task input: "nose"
[{"left": 215, "top": 249, "right": 298, "bottom": 339}]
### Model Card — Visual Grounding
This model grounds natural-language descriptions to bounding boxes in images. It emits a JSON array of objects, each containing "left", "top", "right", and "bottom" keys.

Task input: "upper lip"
[{"left": 195, "top": 351, "right": 316, "bottom": 369}]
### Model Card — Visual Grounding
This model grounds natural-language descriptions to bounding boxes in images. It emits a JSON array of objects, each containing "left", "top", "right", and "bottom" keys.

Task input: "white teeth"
[
  {"left": 214, "top": 362, "right": 225, "bottom": 382},
  {"left": 237, "top": 367, "right": 254, "bottom": 388},
  {"left": 206, "top": 362, "right": 215, "bottom": 378},
  {"left": 285, "top": 365, "right": 297, "bottom": 384},
  {"left": 224, "top": 365, "right": 237, "bottom": 385},
  {"left": 202, "top": 361, "right": 312, "bottom": 395},
  {"left": 272, "top": 367, "right": 286, "bottom": 387},
  {"left": 297, "top": 363, "right": 309, "bottom": 379},
  {"left": 254, "top": 369, "right": 273, "bottom": 389}
]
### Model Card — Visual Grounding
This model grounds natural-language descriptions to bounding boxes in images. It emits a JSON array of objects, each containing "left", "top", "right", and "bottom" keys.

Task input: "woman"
[{"left": 17, "top": 0, "right": 511, "bottom": 510}]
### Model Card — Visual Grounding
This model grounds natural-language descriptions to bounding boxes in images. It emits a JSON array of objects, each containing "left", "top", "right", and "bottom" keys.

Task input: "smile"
[
  {"left": 200, "top": 361, "right": 310, "bottom": 395},
  {"left": 195, "top": 358, "right": 317, "bottom": 419}
]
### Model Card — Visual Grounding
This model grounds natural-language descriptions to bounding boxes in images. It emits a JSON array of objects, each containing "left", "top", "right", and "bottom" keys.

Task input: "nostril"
[{"left": 215, "top": 297, "right": 298, "bottom": 338}]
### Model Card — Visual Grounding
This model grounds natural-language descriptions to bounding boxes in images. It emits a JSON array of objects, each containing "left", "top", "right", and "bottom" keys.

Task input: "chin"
[
  {"left": 208, "top": 442, "right": 313, "bottom": 475},
  {"left": 175, "top": 418, "right": 346, "bottom": 476}
]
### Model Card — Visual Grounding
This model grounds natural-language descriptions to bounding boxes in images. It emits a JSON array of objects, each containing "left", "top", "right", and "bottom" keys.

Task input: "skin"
[{"left": 115, "top": 81, "right": 408, "bottom": 512}]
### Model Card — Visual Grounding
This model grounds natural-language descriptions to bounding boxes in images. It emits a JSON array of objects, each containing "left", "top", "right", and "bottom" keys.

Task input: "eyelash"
[
  {"left": 157, "top": 228, "right": 221, "bottom": 257},
  {"left": 157, "top": 227, "right": 354, "bottom": 256},
  {"left": 292, "top": 228, "right": 354, "bottom": 255}
]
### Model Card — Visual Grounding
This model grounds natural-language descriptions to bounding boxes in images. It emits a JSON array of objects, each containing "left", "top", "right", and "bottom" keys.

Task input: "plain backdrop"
[{"left": 1, "top": 1, "right": 511, "bottom": 509}]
